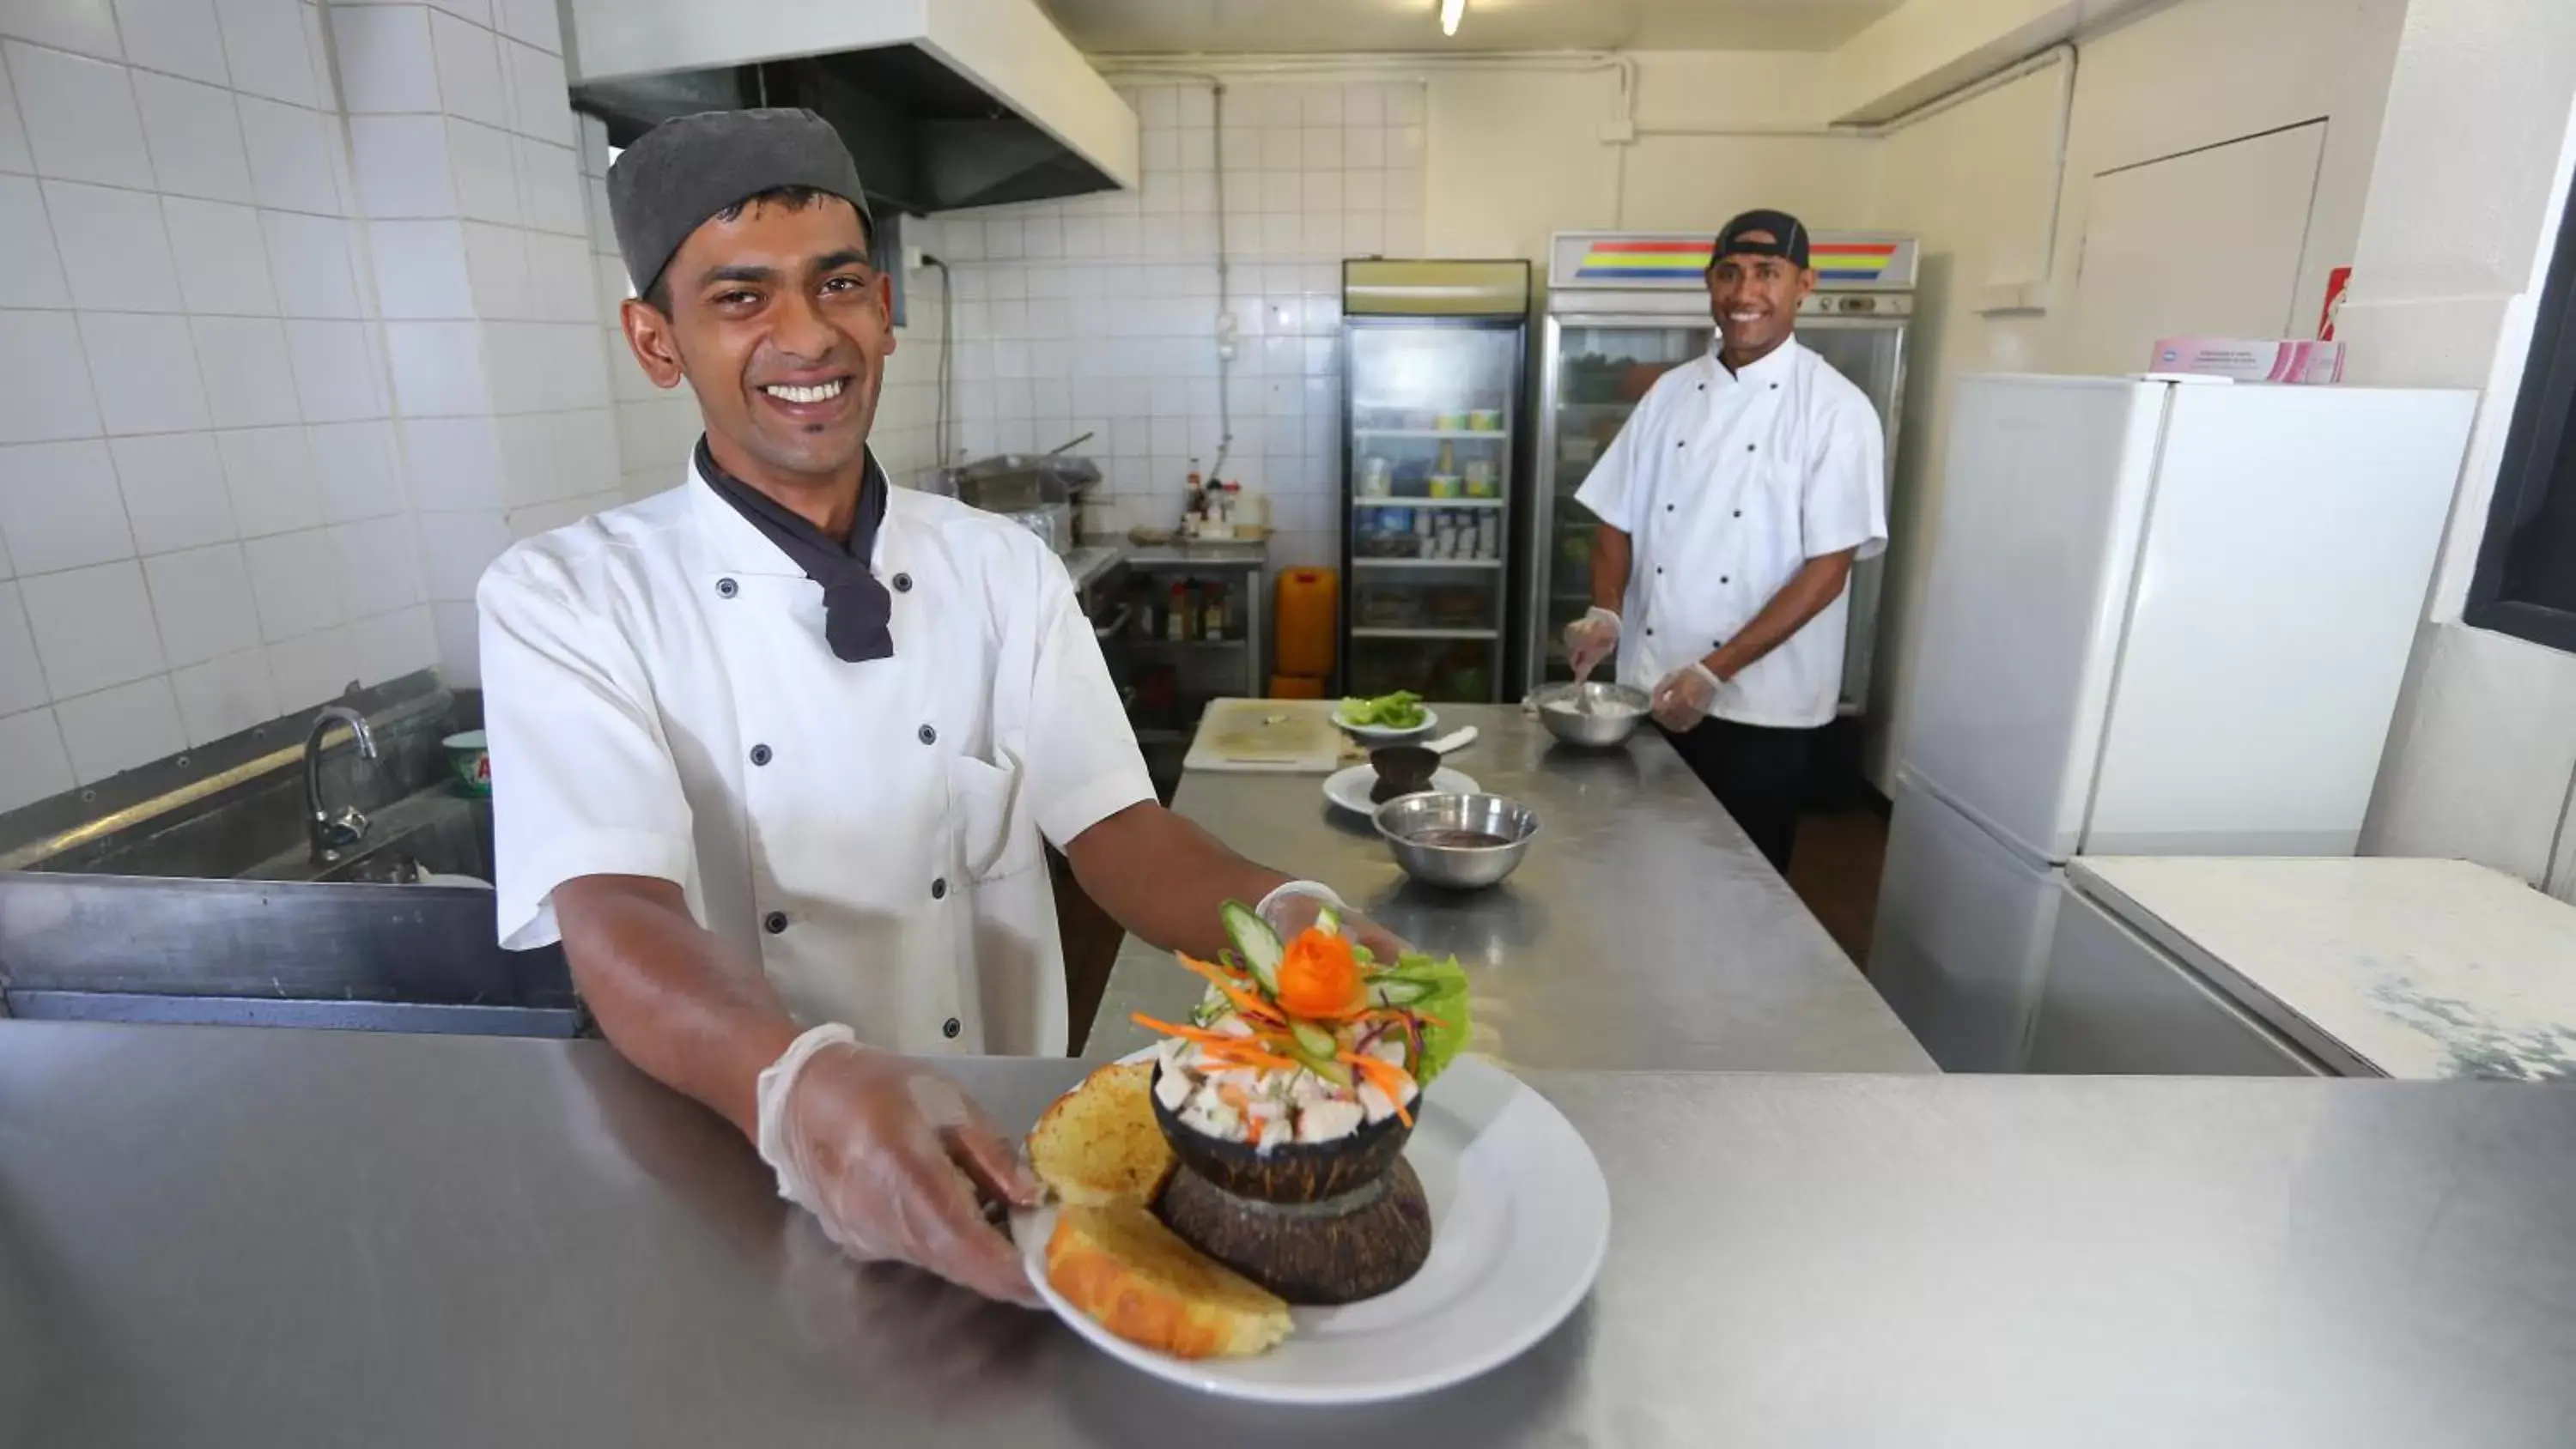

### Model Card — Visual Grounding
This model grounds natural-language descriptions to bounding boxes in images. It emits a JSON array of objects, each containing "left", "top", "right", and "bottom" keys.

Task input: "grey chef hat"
[{"left": 607, "top": 107, "right": 874, "bottom": 303}]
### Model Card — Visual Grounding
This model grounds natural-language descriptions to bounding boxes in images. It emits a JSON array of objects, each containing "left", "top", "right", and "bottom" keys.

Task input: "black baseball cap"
[{"left": 1713, "top": 209, "right": 1811, "bottom": 270}]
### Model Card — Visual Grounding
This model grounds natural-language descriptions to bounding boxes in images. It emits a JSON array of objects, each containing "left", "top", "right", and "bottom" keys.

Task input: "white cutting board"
[{"left": 1182, "top": 698, "right": 1358, "bottom": 773}]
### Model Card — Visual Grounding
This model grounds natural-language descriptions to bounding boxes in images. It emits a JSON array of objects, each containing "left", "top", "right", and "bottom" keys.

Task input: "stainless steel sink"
[{"left": 0, "top": 680, "right": 581, "bottom": 1037}]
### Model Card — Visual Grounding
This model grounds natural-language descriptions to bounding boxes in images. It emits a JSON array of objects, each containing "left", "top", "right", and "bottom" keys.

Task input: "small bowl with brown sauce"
[{"left": 1371, "top": 792, "right": 1539, "bottom": 890}]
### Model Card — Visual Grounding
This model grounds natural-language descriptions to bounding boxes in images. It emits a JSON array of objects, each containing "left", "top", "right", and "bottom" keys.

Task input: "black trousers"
[{"left": 1658, "top": 717, "right": 1815, "bottom": 873}]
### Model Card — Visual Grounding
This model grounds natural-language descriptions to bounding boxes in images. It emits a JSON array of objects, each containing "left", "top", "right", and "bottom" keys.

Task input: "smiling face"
[
  {"left": 621, "top": 190, "right": 892, "bottom": 493},
  {"left": 1706, "top": 237, "right": 1814, "bottom": 367}
]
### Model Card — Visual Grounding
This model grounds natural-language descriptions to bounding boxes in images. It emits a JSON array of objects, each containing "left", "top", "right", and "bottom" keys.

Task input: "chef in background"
[
  {"left": 1563, "top": 209, "right": 1887, "bottom": 871},
  {"left": 477, "top": 110, "right": 1396, "bottom": 1307}
]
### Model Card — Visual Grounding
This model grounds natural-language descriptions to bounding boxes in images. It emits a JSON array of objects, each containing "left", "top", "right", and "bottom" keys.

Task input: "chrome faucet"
[{"left": 306, "top": 700, "right": 380, "bottom": 864}]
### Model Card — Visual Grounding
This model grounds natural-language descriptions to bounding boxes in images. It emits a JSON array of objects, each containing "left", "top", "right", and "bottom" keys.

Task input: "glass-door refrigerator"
[
  {"left": 1525, "top": 231, "right": 1917, "bottom": 718},
  {"left": 1340, "top": 259, "right": 1532, "bottom": 703}
]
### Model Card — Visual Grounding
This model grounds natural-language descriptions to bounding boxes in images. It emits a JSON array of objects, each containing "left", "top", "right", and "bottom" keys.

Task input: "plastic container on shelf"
[{"left": 1275, "top": 567, "right": 1338, "bottom": 678}]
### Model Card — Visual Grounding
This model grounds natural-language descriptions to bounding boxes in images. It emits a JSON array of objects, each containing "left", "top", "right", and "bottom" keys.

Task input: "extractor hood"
[{"left": 562, "top": 0, "right": 1139, "bottom": 216}]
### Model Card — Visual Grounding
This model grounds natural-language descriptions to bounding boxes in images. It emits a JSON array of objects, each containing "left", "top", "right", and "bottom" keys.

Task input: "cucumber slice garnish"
[
  {"left": 1290, "top": 1020, "right": 1338, "bottom": 1058},
  {"left": 1315, "top": 904, "right": 1342, "bottom": 937},
  {"left": 1221, "top": 900, "right": 1283, "bottom": 993},
  {"left": 1369, "top": 979, "right": 1434, "bottom": 1006},
  {"left": 1287, "top": 1038, "right": 1352, "bottom": 1088}
]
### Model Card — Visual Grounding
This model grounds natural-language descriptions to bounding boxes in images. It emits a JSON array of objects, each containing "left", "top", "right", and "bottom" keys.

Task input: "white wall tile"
[
  {"left": 141, "top": 539, "right": 258, "bottom": 664},
  {"left": 329, "top": 512, "right": 416, "bottom": 615},
  {"left": 0, "top": 581, "right": 47, "bottom": 712},
  {"left": 45, "top": 179, "right": 180, "bottom": 310},
  {"left": 382, "top": 318, "right": 487, "bottom": 415},
  {"left": 168, "top": 642, "right": 273, "bottom": 743},
  {"left": 478, "top": 317, "right": 538, "bottom": 411},
  {"left": 3, "top": 0, "right": 119, "bottom": 58},
  {"left": 347, "top": 113, "right": 454, "bottom": 217},
  {"left": 524, "top": 229, "right": 590, "bottom": 323},
  {"left": 7, "top": 43, "right": 155, "bottom": 188},
  {"left": 263, "top": 618, "right": 349, "bottom": 706},
  {"left": 367, "top": 217, "right": 471, "bottom": 318},
  {"left": 112, "top": 0, "right": 228, "bottom": 85},
  {"left": 307, "top": 418, "right": 403, "bottom": 521},
  {"left": 427, "top": 7, "right": 505, "bottom": 127},
  {"left": 0, "top": 439, "right": 131, "bottom": 572},
  {"left": 498, "top": 36, "right": 568, "bottom": 145},
  {"left": 111, "top": 431, "right": 234, "bottom": 553},
  {"left": 459, "top": 218, "right": 525, "bottom": 317},
  {"left": 0, "top": 703, "right": 73, "bottom": 808},
  {"left": 131, "top": 70, "right": 254, "bottom": 204},
  {"left": 190, "top": 314, "right": 301, "bottom": 427},
  {"left": 283, "top": 318, "right": 388, "bottom": 422},
  {"left": 213, "top": 0, "right": 315, "bottom": 106},
  {"left": 0, "top": 175, "right": 68, "bottom": 306},
  {"left": 164, "top": 197, "right": 279, "bottom": 314},
  {"left": 492, "top": 0, "right": 556, "bottom": 54},
  {"left": 81, "top": 311, "right": 214, "bottom": 434},
  {"left": 238, "top": 95, "right": 341, "bottom": 214},
  {"left": 56, "top": 671, "right": 185, "bottom": 781},
  {"left": 345, "top": 599, "right": 434, "bottom": 676},
  {"left": 446, "top": 116, "right": 514, "bottom": 222},
  {"left": 0, "top": 309, "right": 99, "bottom": 442},
  {"left": 410, "top": 506, "right": 501, "bottom": 598},
  {"left": 215, "top": 421, "right": 318, "bottom": 535},
  {"left": 18, "top": 557, "right": 163, "bottom": 694},
  {"left": 331, "top": 3, "right": 438, "bottom": 114},
  {"left": 261, "top": 209, "right": 363, "bottom": 318},
  {"left": 398, "top": 414, "right": 499, "bottom": 509},
  {"left": 241, "top": 524, "right": 338, "bottom": 637},
  {"left": 513, "top": 135, "right": 581, "bottom": 237},
  {"left": 0, "top": 57, "right": 33, "bottom": 173}
]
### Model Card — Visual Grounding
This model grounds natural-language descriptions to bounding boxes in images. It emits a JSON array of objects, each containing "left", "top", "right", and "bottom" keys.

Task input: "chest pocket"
[{"left": 948, "top": 747, "right": 1042, "bottom": 882}]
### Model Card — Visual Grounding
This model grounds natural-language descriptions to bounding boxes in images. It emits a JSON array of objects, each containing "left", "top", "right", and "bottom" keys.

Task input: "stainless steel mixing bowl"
[
  {"left": 1532, "top": 681, "right": 1652, "bottom": 747},
  {"left": 1371, "top": 793, "right": 1539, "bottom": 889}
]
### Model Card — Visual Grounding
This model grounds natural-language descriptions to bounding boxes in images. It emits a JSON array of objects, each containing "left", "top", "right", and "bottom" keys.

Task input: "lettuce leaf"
[{"left": 1393, "top": 951, "right": 1472, "bottom": 1086}]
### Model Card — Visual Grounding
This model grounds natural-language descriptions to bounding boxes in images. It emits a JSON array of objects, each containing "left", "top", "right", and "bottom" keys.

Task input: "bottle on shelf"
[
  {"left": 1435, "top": 440, "right": 1456, "bottom": 474},
  {"left": 1166, "top": 579, "right": 1188, "bottom": 640},
  {"left": 1202, "top": 579, "right": 1227, "bottom": 640},
  {"left": 1182, "top": 458, "right": 1204, "bottom": 536}
]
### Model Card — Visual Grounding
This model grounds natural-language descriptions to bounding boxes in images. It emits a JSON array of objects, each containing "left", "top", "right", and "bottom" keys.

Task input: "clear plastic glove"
[
  {"left": 1649, "top": 662, "right": 1724, "bottom": 733},
  {"left": 1259, "top": 882, "right": 1413, "bottom": 966},
  {"left": 756, "top": 1026, "right": 1043, "bottom": 1307},
  {"left": 1562, "top": 607, "right": 1621, "bottom": 682}
]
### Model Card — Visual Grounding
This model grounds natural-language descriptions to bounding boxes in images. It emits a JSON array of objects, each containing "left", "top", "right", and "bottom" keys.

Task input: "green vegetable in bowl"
[{"left": 1337, "top": 690, "right": 1427, "bottom": 730}]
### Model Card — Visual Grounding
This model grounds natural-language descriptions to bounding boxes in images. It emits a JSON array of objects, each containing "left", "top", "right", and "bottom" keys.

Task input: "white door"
[
  {"left": 1902, "top": 375, "right": 2165, "bottom": 861},
  {"left": 1868, "top": 773, "right": 2067, "bottom": 1073},
  {"left": 2081, "top": 385, "right": 2478, "bottom": 854},
  {"left": 2067, "top": 121, "right": 2329, "bottom": 376}
]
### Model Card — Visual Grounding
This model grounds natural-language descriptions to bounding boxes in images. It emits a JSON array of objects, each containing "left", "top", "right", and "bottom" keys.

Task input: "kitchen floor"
[{"left": 1788, "top": 804, "right": 1890, "bottom": 967}]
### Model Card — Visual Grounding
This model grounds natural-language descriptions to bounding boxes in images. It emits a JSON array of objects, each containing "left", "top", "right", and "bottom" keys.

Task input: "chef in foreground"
[
  {"left": 1562, "top": 209, "right": 1887, "bottom": 871},
  {"left": 478, "top": 109, "right": 1386, "bottom": 1306}
]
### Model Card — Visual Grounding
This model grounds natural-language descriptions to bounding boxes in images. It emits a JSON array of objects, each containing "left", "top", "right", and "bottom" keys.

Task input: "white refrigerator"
[{"left": 1868, "top": 373, "right": 2477, "bottom": 1072}]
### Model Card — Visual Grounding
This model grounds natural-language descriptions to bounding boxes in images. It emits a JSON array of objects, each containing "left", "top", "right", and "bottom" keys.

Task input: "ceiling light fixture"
[{"left": 1439, "top": 0, "right": 1464, "bottom": 38}]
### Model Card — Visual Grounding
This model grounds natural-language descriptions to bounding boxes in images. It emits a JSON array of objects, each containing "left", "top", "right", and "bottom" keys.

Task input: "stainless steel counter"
[
  {"left": 1091, "top": 705, "right": 1934, "bottom": 1073},
  {"left": 6, "top": 1020, "right": 2573, "bottom": 1447}
]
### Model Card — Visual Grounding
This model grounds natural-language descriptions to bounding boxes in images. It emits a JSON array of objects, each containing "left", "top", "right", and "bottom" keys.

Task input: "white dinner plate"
[
  {"left": 1334, "top": 707, "right": 1437, "bottom": 744},
  {"left": 1012, "top": 1054, "right": 1610, "bottom": 1405},
  {"left": 1321, "top": 764, "right": 1478, "bottom": 817}
]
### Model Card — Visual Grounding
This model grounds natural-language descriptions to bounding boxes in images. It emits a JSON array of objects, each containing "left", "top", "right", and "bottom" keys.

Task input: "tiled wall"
[
  {"left": 0, "top": 0, "right": 434, "bottom": 813},
  {"left": 914, "top": 78, "right": 1429, "bottom": 570}
]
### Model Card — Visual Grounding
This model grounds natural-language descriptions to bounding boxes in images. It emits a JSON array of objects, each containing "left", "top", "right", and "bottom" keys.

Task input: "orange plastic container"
[{"left": 1274, "top": 567, "right": 1338, "bottom": 680}]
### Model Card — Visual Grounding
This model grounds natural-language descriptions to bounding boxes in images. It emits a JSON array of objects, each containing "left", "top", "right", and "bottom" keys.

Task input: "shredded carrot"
[
  {"left": 1340, "top": 1052, "right": 1416, "bottom": 1125},
  {"left": 1198, "top": 1046, "right": 1301, "bottom": 1073},
  {"left": 1129, "top": 1013, "right": 1246, "bottom": 1047}
]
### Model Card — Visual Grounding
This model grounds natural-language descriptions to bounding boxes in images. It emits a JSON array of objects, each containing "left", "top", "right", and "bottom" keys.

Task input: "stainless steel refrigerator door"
[{"left": 1796, "top": 317, "right": 1910, "bottom": 715}]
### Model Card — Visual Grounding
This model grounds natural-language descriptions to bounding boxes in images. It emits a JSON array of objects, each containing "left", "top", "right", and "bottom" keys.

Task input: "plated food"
[
  {"left": 1028, "top": 903, "right": 1472, "bottom": 1361},
  {"left": 1334, "top": 690, "right": 1434, "bottom": 740}
]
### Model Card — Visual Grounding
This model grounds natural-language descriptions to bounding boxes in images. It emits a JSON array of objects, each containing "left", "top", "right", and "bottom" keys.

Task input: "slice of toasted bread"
[
  {"left": 1046, "top": 1201, "right": 1292, "bottom": 1360},
  {"left": 1027, "top": 1060, "right": 1173, "bottom": 1208}
]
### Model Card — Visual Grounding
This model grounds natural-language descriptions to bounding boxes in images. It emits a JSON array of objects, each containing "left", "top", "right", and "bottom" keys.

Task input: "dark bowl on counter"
[{"left": 1150, "top": 1062, "right": 1413, "bottom": 1204}]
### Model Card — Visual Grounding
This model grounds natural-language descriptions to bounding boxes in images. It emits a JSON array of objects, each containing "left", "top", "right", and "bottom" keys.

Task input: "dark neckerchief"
[{"left": 695, "top": 437, "right": 895, "bottom": 663}]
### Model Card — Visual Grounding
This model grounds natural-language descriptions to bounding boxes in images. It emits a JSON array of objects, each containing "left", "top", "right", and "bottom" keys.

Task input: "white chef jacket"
[
  {"left": 477, "top": 462, "right": 1155, "bottom": 1058},
  {"left": 1573, "top": 336, "right": 1886, "bottom": 729}
]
